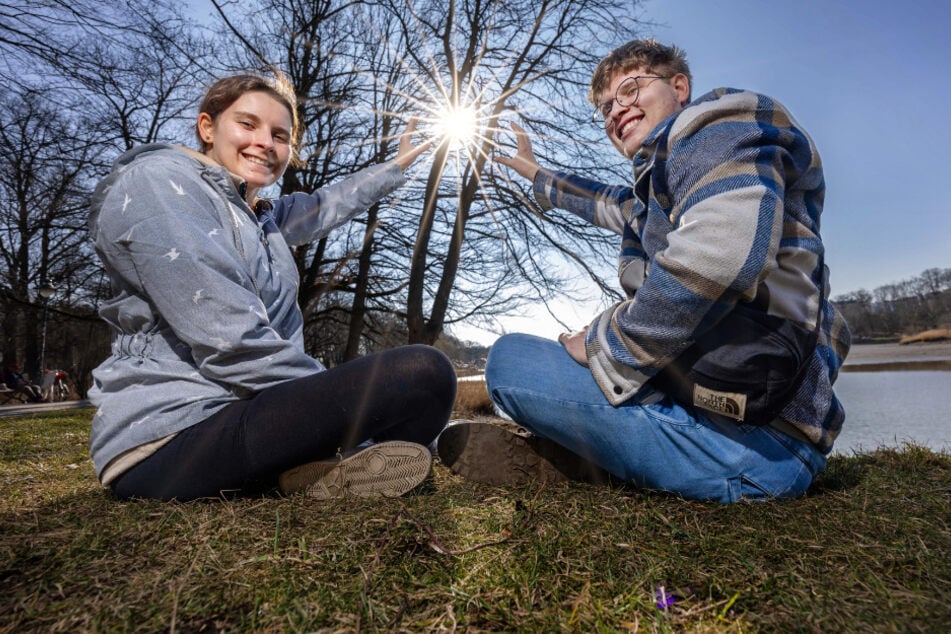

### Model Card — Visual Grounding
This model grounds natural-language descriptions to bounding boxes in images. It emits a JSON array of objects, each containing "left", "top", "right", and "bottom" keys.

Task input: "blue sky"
[
  {"left": 461, "top": 0, "right": 951, "bottom": 343},
  {"left": 185, "top": 0, "right": 950, "bottom": 343},
  {"left": 642, "top": 0, "right": 949, "bottom": 296}
]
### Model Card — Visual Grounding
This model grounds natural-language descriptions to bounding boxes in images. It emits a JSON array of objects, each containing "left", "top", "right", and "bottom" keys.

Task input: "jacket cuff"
[
  {"left": 584, "top": 308, "right": 650, "bottom": 405},
  {"left": 381, "top": 160, "right": 409, "bottom": 188},
  {"left": 532, "top": 169, "right": 559, "bottom": 211}
]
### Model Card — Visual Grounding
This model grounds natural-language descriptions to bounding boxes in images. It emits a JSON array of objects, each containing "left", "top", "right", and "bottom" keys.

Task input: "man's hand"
[
  {"left": 493, "top": 121, "right": 544, "bottom": 182},
  {"left": 558, "top": 328, "right": 589, "bottom": 366},
  {"left": 394, "top": 118, "right": 433, "bottom": 170}
]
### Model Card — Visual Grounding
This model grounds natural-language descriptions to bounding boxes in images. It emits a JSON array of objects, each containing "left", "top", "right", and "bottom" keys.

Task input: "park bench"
[{"left": 0, "top": 382, "right": 29, "bottom": 405}]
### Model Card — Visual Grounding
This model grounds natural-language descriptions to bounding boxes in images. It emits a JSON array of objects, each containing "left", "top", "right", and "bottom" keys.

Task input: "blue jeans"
[{"left": 484, "top": 334, "right": 826, "bottom": 503}]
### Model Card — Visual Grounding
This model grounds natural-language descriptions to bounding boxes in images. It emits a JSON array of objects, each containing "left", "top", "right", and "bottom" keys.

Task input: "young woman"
[{"left": 88, "top": 73, "right": 456, "bottom": 501}]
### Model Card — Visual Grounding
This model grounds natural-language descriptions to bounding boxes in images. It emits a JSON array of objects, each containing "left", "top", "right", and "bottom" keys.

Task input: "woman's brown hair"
[{"left": 195, "top": 72, "right": 302, "bottom": 165}]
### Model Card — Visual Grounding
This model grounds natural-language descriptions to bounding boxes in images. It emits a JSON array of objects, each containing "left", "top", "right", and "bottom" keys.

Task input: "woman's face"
[{"left": 197, "top": 91, "right": 293, "bottom": 194}]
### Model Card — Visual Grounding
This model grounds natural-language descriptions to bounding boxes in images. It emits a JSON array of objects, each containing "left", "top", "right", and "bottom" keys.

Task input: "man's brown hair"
[{"left": 589, "top": 39, "right": 692, "bottom": 106}]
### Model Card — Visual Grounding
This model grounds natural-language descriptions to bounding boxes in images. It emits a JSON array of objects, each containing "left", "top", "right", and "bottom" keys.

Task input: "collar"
[
  {"left": 631, "top": 112, "right": 675, "bottom": 181},
  {"left": 179, "top": 146, "right": 275, "bottom": 213},
  {"left": 177, "top": 146, "right": 247, "bottom": 195},
  {"left": 630, "top": 88, "right": 743, "bottom": 177}
]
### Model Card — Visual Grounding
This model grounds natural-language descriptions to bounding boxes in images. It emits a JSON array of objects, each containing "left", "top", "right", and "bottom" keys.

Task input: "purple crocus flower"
[{"left": 655, "top": 586, "right": 676, "bottom": 609}]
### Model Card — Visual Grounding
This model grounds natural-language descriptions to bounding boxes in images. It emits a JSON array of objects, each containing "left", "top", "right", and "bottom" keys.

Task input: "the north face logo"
[{"left": 692, "top": 385, "right": 747, "bottom": 421}]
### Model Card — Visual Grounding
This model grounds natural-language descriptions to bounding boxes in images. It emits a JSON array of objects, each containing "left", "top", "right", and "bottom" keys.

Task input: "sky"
[
  {"left": 185, "top": 0, "right": 950, "bottom": 346},
  {"left": 455, "top": 0, "right": 951, "bottom": 345}
]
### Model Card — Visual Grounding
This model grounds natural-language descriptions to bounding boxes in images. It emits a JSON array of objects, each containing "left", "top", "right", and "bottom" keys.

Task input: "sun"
[{"left": 434, "top": 104, "right": 479, "bottom": 149}]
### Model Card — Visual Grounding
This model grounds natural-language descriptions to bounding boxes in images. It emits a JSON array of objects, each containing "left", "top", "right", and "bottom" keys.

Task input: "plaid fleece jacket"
[{"left": 533, "top": 88, "right": 851, "bottom": 452}]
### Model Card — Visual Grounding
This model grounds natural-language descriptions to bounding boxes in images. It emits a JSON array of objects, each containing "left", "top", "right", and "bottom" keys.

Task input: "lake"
[
  {"left": 834, "top": 341, "right": 951, "bottom": 455},
  {"left": 833, "top": 370, "right": 951, "bottom": 455},
  {"left": 462, "top": 341, "right": 951, "bottom": 456}
]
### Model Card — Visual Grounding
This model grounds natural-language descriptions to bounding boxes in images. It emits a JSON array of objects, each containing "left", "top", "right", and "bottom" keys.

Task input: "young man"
[{"left": 438, "top": 39, "right": 851, "bottom": 502}]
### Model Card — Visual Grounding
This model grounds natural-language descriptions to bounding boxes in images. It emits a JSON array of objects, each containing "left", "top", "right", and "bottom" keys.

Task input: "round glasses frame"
[{"left": 593, "top": 75, "right": 672, "bottom": 125}]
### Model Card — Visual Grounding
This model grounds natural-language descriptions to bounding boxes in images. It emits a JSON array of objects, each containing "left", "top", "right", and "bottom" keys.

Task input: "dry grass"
[
  {"left": 1, "top": 409, "right": 949, "bottom": 632},
  {"left": 900, "top": 328, "right": 951, "bottom": 344},
  {"left": 452, "top": 379, "right": 495, "bottom": 418}
]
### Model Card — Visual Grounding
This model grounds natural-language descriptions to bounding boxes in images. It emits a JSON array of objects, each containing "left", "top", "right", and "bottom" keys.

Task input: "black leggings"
[{"left": 111, "top": 345, "right": 456, "bottom": 501}]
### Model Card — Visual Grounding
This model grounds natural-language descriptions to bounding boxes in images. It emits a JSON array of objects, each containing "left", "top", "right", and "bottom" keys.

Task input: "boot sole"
[
  {"left": 437, "top": 420, "right": 614, "bottom": 485},
  {"left": 279, "top": 441, "right": 432, "bottom": 499}
]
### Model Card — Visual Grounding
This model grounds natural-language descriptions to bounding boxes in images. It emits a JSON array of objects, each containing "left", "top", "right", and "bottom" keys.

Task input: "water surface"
[{"left": 833, "top": 370, "right": 951, "bottom": 455}]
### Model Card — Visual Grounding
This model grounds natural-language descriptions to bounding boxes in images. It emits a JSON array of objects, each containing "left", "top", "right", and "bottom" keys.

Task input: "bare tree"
[
  {"left": 0, "top": 0, "right": 126, "bottom": 89},
  {"left": 832, "top": 289, "right": 876, "bottom": 340},
  {"left": 336, "top": 12, "right": 421, "bottom": 360},
  {"left": 208, "top": 0, "right": 647, "bottom": 353},
  {"left": 55, "top": 2, "right": 215, "bottom": 157},
  {"left": 385, "top": 0, "right": 643, "bottom": 344},
  {"left": 914, "top": 267, "right": 951, "bottom": 328},
  {"left": 833, "top": 267, "right": 951, "bottom": 340},
  {"left": 0, "top": 91, "right": 97, "bottom": 378},
  {"left": 0, "top": 0, "right": 213, "bottom": 385}
]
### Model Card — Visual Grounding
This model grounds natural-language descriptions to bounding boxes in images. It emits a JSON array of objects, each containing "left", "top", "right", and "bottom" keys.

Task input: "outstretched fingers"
[
  {"left": 395, "top": 117, "right": 433, "bottom": 170},
  {"left": 493, "top": 121, "right": 541, "bottom": 182}
]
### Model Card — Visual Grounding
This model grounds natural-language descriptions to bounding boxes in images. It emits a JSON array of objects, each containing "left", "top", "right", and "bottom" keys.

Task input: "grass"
[
  {"left": 1, "top": 402, "right": 949, "bottom": 632},
  {"left": 900, "top": 328, "right": 951, "bottom": 344},
  {"left": 453, "top": 379, "right": 496, "bottom": 418}
]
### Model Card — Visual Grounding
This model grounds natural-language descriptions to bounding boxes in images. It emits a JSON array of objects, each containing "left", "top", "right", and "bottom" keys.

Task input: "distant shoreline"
[
  {"left": 456, "top": 339, "right": 951, "bottom": 375},
  {"left": 842, "top": 340, "right": 951, "bottom": 372}
]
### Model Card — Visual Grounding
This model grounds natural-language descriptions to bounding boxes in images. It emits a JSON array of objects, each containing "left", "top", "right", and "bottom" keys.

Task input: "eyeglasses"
[{"left": 593, "top": 75, "right": 672, "bottom": 124}]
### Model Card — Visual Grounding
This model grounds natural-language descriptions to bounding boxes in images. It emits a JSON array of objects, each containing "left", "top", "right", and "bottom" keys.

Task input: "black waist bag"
[{"left": 650, "top": 302, "right": 820, "bottom": 426}]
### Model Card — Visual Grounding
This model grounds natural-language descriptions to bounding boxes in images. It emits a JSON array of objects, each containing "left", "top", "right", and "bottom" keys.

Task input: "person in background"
[
  {"left": 439, "top": 39, "right": 850, "bottom": 502},
  {"left": 1, "top": 362, "right": 43, "bottom": 403},
  {"left": 89, "top": 72, "right": 456, "bottom": 501}
]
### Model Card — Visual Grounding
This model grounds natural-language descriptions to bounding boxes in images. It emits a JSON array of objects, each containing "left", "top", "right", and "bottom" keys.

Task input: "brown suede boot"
[{"left": 437, "top": 420, "right": 615, "bottom": 486}]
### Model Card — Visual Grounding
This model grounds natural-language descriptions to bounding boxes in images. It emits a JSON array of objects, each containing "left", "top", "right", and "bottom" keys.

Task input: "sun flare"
[{"left": 434, "top": 104, "right": 479, "bottom": 148}]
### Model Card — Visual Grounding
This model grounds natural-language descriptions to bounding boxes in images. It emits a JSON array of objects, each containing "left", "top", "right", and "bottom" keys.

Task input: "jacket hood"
[
  {"left": 88, "top": 144, "right": 245, "bottom": 238},
  {"left": 631, "top": 87, "right": 745, "bottom": 178},
  {"left": 89, "top": 144, "right": 187, "bottom": 237}
]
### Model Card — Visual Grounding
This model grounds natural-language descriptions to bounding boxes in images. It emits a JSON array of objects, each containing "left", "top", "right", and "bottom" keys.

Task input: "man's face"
[{"left": 599, "top": 67, "right": 689, "bottom": 158}]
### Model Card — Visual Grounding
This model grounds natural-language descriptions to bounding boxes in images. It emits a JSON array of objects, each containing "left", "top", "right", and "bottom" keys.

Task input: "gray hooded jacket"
[{"left": 88, "top": 144, "right": 406, "bottom": 478}]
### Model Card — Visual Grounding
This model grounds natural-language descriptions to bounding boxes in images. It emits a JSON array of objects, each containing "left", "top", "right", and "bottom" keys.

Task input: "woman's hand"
[
  {"left": 493, "top": 121, "right": 544, "bottom": 182},
  {"left": 394, "top": 118, "right": 433, "bottom": 170},
  {"left": 558, "top": 328, "right": 589, "bottom": 366}
]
